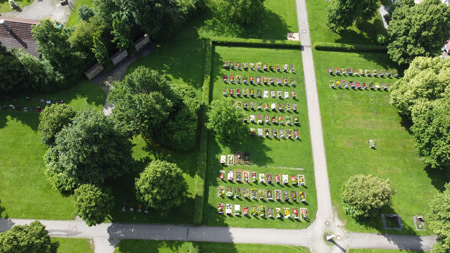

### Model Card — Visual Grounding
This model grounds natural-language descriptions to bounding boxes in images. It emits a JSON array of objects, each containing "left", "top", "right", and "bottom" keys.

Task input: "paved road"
[{"left": 2, "top": 0, "right": 71, "bottom": 24}]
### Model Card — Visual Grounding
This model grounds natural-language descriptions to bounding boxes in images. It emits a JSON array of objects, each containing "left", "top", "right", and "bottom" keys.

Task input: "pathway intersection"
[{"left": 0, "top": 0, "right": 438, "bottom": 252}]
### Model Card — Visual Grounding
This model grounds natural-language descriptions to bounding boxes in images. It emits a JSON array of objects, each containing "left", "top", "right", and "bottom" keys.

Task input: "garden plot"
[{"left": 204, "top": 46, "right": 316, "bottom": 229}]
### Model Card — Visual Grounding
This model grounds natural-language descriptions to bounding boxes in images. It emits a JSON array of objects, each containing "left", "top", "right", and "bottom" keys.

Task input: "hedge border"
[
  {"left": 210, "top": 37, "right": 301, "bottom": 49},
  {"left": 193, "top": 39, "right": 212, "bottom": 225},
  {"left": 314, "top": 42, "right": 387, "bottom": 53}
]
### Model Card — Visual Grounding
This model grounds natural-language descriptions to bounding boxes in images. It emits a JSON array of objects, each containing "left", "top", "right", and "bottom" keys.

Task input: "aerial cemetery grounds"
[{"left": 203, "top": 46, "right": 317, "bottom": 229}]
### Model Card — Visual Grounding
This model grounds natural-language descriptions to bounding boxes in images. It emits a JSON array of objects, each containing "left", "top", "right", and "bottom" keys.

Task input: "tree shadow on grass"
[
  {"left": 129, "top": 17, "right": 206, "bottom": 90},
  {"left": 199, "top": 8, "right": 291, "bottom": 41},
  {"left": 424, "top": 166, "right": 449, "bottom": 192}
]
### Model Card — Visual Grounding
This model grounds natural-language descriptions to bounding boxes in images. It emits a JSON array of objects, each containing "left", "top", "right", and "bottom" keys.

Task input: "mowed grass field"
[
  {"left": 0, "top": 81, "right": 105, "bottom": 219},
  {"left": 203, "top": 46, "right": 316, "bottom": 229},
  {"left": 313, "top": 50, "right": 442, "bottom": 235},
  {"left": 115, "top": 240, "right": 310, "bottom": 253},
  {"left": 53, "top": 238, "right": 94, "bottom": 253}
]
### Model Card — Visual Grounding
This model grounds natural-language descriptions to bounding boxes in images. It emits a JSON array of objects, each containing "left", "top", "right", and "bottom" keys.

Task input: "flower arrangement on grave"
[
  {"left": 251, "top": 188, "right": 257, "bottom": 199},
  {"left": 251, "top": 172, "right": 257, "bottom": 183},
  {"left": 218, "top": 186, "right": 225, "bottom": 198},
  {"left": 251, "top": 206, "right": 257, "bottom": 216},
  {"left": 275, "top": 174, "right": 281, "bottom": 184},
  {"left": 284, "top": 208, "right": 290, "bottom": 218},
  {"left": 276, "top": 207, "right": 281, "bottom": 218},
  {"left": 299, "top": 191, "right": 306, "bottom": 202},
  {"left": 258, "top": 205, "right": 265, "bottom": 217},
  {"left": 226, "top": 186, "right": 233, "bottom": 197},
  {"left": 218, "top": 203, "right": 224, "bottom": 214},
  {"left": 243, "top": 206, "right": 249, "bottom": 215}
]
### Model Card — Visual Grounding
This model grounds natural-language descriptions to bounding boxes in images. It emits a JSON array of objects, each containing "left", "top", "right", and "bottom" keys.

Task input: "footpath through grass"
[
  {"left": 115, "top": 240, "right": 310, "bottom": 253},
  {"left": 0, "top": 80, "right": 105, "bottom": 220},
  {"left": 53, "top": 238, "right": 94, "bottom": 253},
  {"left": 203, "top": 46, "right": 316, "bottom": 229},
  {"left": 313, "top": 50, "right": 441, "bottom": 235}
]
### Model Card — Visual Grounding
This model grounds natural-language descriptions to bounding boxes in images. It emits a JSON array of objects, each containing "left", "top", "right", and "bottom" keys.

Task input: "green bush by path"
[
  {"left": 53, "top": 238, "right": 94, "bottom": 253},
  {"left": 66, "top": 0, "right": 94, "bottom": 27},
  {"left": 203, "top": 46, "right": 316, "bottom": 229},
  {"left": 0, "top": 80, "right": 104, "bottom": 220},
  {"left": 115, "top": 240, "right": 310, "bottom": 253},
  {"left": 211, "top": 37, "right": 301, "bottom": 49},
  {"left": 314, "top": 42, "right": 386, "bottom": 53},
  {"left": 312, "top": 50, "right": 441, "bottom": 235}
]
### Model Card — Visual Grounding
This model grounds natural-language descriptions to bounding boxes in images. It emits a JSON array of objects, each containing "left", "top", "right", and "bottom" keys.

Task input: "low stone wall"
[
  {"left": 111, "top": 50, "right": 128, "bottom": 65},
  {"left": 134, "top": 35, "right": 150, "bottom": 52},
  {"left": 84, "top": 63, "right": 104, "bottom": 80}
]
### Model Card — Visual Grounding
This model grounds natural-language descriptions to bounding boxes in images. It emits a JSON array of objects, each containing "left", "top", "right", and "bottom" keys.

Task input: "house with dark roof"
[{"left": 0, "top": 17, "right": 40, "bottom": 58}]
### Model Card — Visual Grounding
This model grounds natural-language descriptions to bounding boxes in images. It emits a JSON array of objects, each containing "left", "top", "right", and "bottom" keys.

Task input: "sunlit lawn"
[
  {"left": 0, "top": 0, "right": 33, "bottom": 13},
  {"left": 53, "top": 238, "right": 94, "bottom": 253},
  {"left": 313, "top": 50, "right": 443, "bottom": 235},
  {"left": 115, "top": 240, "right": 310, "bottom": 253}
]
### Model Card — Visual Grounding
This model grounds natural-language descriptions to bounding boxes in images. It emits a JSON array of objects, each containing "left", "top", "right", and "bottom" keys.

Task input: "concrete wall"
[
  {"left": 111, "top": 50, "right": 128, "bottom": 65},
  {"left": 134, "top": 35, "right": 150, "bottom": 52},
  {"left": 84, "top": 63, "right": 104, "bottom": 80}
]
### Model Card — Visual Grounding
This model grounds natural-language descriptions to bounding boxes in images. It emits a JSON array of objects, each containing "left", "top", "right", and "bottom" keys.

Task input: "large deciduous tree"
[
  {"left": 38, "top": 104, "right": 77, "bottom": 146},
  {"left": 387, "top": 0, "right": 450, "bottom": 66},
  {"left": 327, "top": 0, "right": 378, "bottom": 31},
  {"left": 390, "top": 57, "right": 450, "bottom": 118},
  {"left": 207, "top": 0, "right": 265, "bottom": 27},
  {"left": 32, "top": 19, "right": 86, "bottom": 81},
  {"left": 110, "top": 66, "right": 200, "bottom": 152},
  {"left": 135, "top": 160, "right": 187, "bottom": 212},
  {"left": 342, "top": 174, "right": 394, "bottom": 219},
  {"left": 74, "top": 184, "right": 114, "bottom": 226},
  {"left": 206, "top": 97, "right": 247, "bottom": 144},
  {"left": 44, "top": 110, "right": 133, "bottom": 192},
  {"left": 411, "top": 95, "right": 450, "bottom": 170},
  {"left": 428, "top": 183, "right": 450, "bottom": 253},
  {"left": 0, "top": 221, "right": 59, "bottom": 253},
  {"left": 0, "top": 42, "right": 29, "bottom": 94}
]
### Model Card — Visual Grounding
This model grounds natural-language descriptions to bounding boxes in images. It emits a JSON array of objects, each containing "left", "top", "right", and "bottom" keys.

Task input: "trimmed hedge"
[
  {"left": 210, "top": 37, "right": 301, "bottom": 49},
  {"left": 314, "top": 42, "right": 387, "bottom": 53},
  {"left": 193, "top": 39, "right": 212, "bottom": 225}
]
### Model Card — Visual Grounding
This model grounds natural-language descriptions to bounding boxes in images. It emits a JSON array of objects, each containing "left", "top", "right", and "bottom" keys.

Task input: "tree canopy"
[
  {"left": 206, "top": 97, "right": 247, "bottom": 144},
  {"left": 387, "top": 0, "right": 450, "bottom": 65},
  {"left": 411, "top": 95, "right": 450, "bottom": 170},
  {"left": 44, "top": 110, "right": 133, "bottom": 192},
  {"left": 0, "top": 42, "right": 29, "bottom": 94},
  {"left": 0, "top": 221, "right": 58, "bottom": 253},
  {"left": 38, "top": 104, "right": 77, "bottom": 146},
  {"left": 110, "top": 66, "right": 200, "bottom": 152},
  {"left": 390, "top": 57, "right": 450, "bottom": 118},
  {"left": 135, "top": 160, "right": 187, "bottom": 212},
  {"left": 74, "top": 184, "right": 114, "bottom": 226},
  {"left": 327, "top": 0, "right": 378, "bottom": 31},
  {"left": 428, "top": 183, "right": 450, "bottom": 253},
  {"left": 207, "top": 0, "right": 265, "bottom": 27},
  {"left": 32, "top": 19, "right": 87, "bottom": 81},
  {"left": 342, "top": 174, "right": 394, "bottom": 219}
]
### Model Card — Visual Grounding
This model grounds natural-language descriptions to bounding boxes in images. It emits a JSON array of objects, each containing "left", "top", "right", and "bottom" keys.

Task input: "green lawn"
[
  {"left": 203, "top": 46, "right": 316, "bottom": 229},
  {"left": 53, "top": 238, "right": 94, "bottom": 253},
  {"left": 349, "top": 250, "right": 427, "bottom": 253},
  {"left": 0, "top": 80, "right": 105, "bottom": 219},
  {"left": 305, "top": 0, "right": 386, "bottom": 44},
  {"left": 313, "top": 50, "right": 444, "bottom": 235},
  {"left": 115, "top": 240, "right": 310, "bottom": 253},
  {"left": 65, "top": 0, "right": 93, "bottom": 27},
  {"left": 0, "top": 0, "right": 33, "bottom": 13}
]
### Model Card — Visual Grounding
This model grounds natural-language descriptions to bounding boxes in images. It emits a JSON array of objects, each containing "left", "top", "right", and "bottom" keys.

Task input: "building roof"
[{"left": 0, "top": 17, "right": 40, "bottom": 58}]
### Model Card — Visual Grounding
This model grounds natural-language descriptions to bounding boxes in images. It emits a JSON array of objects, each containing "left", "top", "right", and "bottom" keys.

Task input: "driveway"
[{"left": 1, "top": 0, "right": 72, "bottom": 24}]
